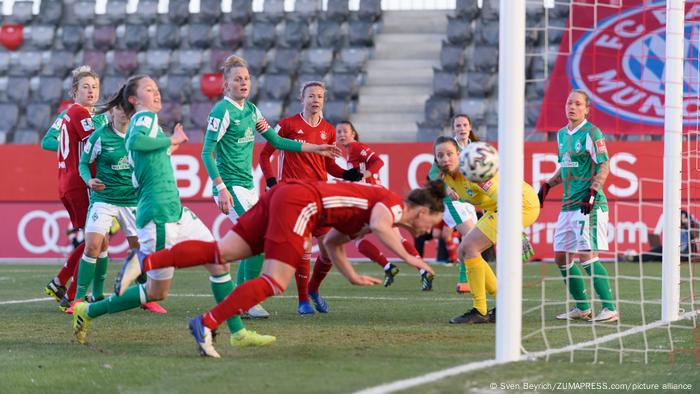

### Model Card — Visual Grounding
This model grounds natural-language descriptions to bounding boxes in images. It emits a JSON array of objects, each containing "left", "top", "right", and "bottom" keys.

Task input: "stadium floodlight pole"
[
  {"left": 661, "top": 0, "right": 685, "bottom": 322},
  {"left": 495, "top": 0, "right": 526, "bottom": 362}
]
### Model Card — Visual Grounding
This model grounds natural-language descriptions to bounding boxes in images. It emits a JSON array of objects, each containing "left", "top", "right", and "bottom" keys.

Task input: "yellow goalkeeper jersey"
[{"left": 442, "top": 172, "right": 539, "bottom": 214}]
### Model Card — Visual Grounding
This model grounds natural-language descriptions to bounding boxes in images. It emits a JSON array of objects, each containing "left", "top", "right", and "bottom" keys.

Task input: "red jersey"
[
  {"left": 312, "top": 181, "right": 404, "bottom": 237},
  {"left": 344, "top": 141, "right": 384, "bottom": 185},
  {"left": 57, "top": 104, "right": 95, "bottom": 195},
  {"left": 259, "top": 113, "right": 346, "bottom": 181}
]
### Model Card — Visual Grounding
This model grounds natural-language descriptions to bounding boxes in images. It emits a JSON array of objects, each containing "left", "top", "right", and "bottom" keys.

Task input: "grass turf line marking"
[
  {"left": 0, "top": 297, "right": 53, "bottom": 305},
  {"left": 353, "top": 309, "right": 700, "bottom": 394}
]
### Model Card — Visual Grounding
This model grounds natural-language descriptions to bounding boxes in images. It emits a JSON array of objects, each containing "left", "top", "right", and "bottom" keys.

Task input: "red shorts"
[
  {"left": 60, "top": 188, "right": 90, "bottom": 229},
  {"left": 232, "top": 183, "right": 320, "bottom": 268}
]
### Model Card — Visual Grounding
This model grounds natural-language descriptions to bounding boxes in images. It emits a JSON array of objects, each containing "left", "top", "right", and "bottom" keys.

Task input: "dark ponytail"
[
  {"left": 405, "top": 180, "right": 446, "bottom": 213},
  {"left": 97, "top": 74, "right": 150, "bottom": 117}
]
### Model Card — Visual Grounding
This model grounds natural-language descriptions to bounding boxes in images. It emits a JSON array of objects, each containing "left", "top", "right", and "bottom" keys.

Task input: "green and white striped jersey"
[
  {"left": 556, "top": 120, "right": 609, "bottom": 212},
  {"left": 79, "top": 123, "right": 137, "bottom": 206},
  {"left": 126, "top": 111, "right": 182, "bottom": 227}
]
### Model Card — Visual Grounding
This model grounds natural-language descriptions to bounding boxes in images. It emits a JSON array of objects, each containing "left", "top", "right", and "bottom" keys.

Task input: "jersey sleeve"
[
  {"left": 79, "top": 131, "right": 101, "bottom": 184},
  {"left": 200, "top": 104, "right": 228, "bottom": 180},
  {"left": 126, "top": 113, "right": 171, "bottom": 152},
  {"left": 586, "top": 127, "right": 609, "bottom": 164},
  {"left": 361, "top": 143, "right": 384, "bottom": 173},
  {"left": 259, "top": 142, "right": 277, "bottom": 179},
  {"left": 259, "top": 119, "right": 303, "bottom": 152},
  {"left": 41, "top": 115, "right": 63, "bottom": 151},
  {"left": 70, "top": 106, "right": 96, "bottom": 140},
  {"left": 379, "top": 195, "right": 404, "bottom": 224}
]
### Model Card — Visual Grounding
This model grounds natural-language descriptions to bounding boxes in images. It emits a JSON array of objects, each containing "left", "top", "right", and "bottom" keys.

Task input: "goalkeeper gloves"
[
  {"left": 266, "top": 177, "right": 277, "bottom": 190},
  {"left": 537, "top": 182, "right": 551, "bottom": 208},
  {"left": 580, "top": 188, "right": 597, "bottom": 215},
  {"left": 342, "top": 168, "right": 364, "bottom": 182}
]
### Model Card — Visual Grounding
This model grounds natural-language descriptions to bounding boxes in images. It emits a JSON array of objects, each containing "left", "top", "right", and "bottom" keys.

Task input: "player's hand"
[
  {"left": 405, "top": 255, "right": 434, "bottom": 275},
  {"left": 255, "top": 118, "right": 270, "bottom": 133},
  {"left": 446, "top": 186, "right": 459, "bottom": 200},
  {"left": 348, "top": 274, "right": 382, "bottom": 286},
  {"left": 537, "top": 182, "right": 551, "bottom": 208},
  {"left": 342, "top": 167, "right": 364, "bottom": 182},
  {"left": 217, "top": 186, "right": 233, "bottom": 215},
  {"left": 310, "top": 144, "right": 342, "bottom": 158},
  {"left": 266, "top": 177, "right": 277, "bottom": 190},
  {"left": 362, "top": 170, "right": 372, "bottom": 179},
  {"left": 88, "top": 178, "right": 105, "bottom": 192},
  {"left": 580, "top": 188, "right": 597, "bottom": 215},
  {"left": 171, "top": 123, "right": 188, "bottom": 145}
]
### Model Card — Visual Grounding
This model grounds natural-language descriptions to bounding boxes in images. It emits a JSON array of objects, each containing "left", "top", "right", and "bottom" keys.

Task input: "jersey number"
[
  {"left": 578, "top": 220, "right": 586, "bottom": 236},
  {"left": 59, "top": 123, "right": 70, "bottom": 160}
]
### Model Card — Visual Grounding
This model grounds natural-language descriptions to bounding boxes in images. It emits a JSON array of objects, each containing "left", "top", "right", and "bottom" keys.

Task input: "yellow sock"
[
  {"left": 465, "top": 256, "right": 488, "bottom": 315},
  {"left": 484, "top": 263, "right": 497, "bottom": 297}
]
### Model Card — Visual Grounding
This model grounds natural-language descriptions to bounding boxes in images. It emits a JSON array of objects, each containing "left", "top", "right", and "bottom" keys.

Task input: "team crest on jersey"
[
  {"left": 320, "top": 131, "right": 327, "bottom": 141},
  {"left": 207, "top": 117, "right": 221, "bottom": 131},
  {"left": 574, "top": 140, "right": 582, "bottom": 153},
  {"left": 135, "top": 116, "right": 153, "bottom": 128},
  {"left": 360, "top": 149, "right": 367, "bottom": 156},
  {"left": 561, "top": 152, "right": 579, "bottom": 168},
  {"left": 81, "top": 118, "right": 94, "bottom": 132},
  {"left": 569, "top": 1, "right": 700, "bottom": 125}
]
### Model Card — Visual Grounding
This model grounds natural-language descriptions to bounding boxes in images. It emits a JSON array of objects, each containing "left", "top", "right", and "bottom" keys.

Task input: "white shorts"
[
  {"left": 138, "top": 207, "right": 214, "bottom": 280},
  {"left": 553, "top": 208, "right": 609, "bottom": 252},
  {"left": 213, "top": 186, "right": 259, "bottom": 224},
  {"left": 443, "top": 199, "right": 477, "bottom": 229},
  {"left": 85, "top": 202, "right": 138, "bottom": 237}
]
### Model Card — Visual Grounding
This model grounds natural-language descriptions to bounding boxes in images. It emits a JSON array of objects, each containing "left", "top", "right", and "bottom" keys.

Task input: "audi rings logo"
[{"left": 17, "top": 209, "right": 73, "bottom": 254}]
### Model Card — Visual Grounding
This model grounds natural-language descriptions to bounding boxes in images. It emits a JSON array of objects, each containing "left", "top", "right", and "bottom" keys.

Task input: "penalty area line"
[{"left": 353, "top": 309, "right": 700, "bottom": 394}]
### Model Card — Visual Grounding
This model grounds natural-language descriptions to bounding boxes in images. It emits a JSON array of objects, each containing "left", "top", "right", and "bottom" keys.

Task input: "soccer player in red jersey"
[
  {"left": 115, "top": 180, "right": 445, "bottom": 357},
  {"left": 259, "top": 81, "right": 363, "bottom": 315},
  {"left": 334, "top": 121, "right": 432, "bottom": 290},
  {"left": 43, "top": 66, "right": 101, "bottom": 311}
]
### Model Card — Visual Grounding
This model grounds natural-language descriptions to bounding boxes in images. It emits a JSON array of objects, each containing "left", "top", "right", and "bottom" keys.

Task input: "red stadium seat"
[
  {"left": 200, "top": 73, "right": 224, "bottom": 100},
  {"left": 0, "top": 23, "right": 24, "bottom": 51}
]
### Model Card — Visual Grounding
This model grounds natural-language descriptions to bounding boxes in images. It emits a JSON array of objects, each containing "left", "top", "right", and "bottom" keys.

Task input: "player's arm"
[
  {"left": 428, "top": 161, "right": 442, "bottom": 181},
  {"left": 369, "top": 204, "right": 434, "bottom": 274},
  {"left": 126, "top": 116, "right": 183, "bottom": 152},
  {"left": 588, "top": 128, "right": 610, "bottom": 191},
  {"left": 323, "top": 229, "right": 381, "bottom": 286},
  {"left": 41, "top": 115, "right": 62, "bottom": 151},
  {"left": 255, "top": 119, "right": 341, "bottom": 158},
  {"left": 79, "top": 133, "right": 104, "bottom": 191},
  {"left": 258, "top": 141, "right": 277, "bottom": 187},
  {"left": 545, "top": 168, "right": 562, "bottom": 187},
  {"left": 71, "top": 107, "right": 96, "bottom": 140},
  {"left": 364, "top": 147, "right": 384, "bottom": 174}
]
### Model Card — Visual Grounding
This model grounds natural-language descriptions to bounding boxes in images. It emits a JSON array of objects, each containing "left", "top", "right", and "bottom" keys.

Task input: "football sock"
[
  {"left": 242, "top": 254, "right": 264, "bottom": 282},
  {"left": 57, "top": 241, "right": 85, "bottom": 285},
  {"left": 484, "top": 261, "right": 497, "bottom": 297},
  {"left": 458, "top": 260, "right": 468, "bottom": 283},
  {"left": 308, "top": 256, "right": 333, "bottom": 294},
  {"left": 75, "top": 255, "right": 96, "bottom": 301},
  {"left": 357, "top": 239, "right": 388, "bottom": 268},
  {"left": 203, "top": 275, "right": 281, "bottom": 330},
  {"left": 210, "top": 273, "right": 244, "bottom": 334},
  {"left": 66, "top": 257, "right": 81, "bottom": 300},
  {"left": 146, "top": 240, "right": 220, "bottom": 271},
  {"left": 87, "top": 284, "right": 146, "bottom": 318},
  {"left": 235, "top": 260, "right": 246, "bottom": 286},
  {"left": 559, "top": 262, "right": 591, "bottom": 311},
  {"left": 91, "top": 251, "right": 109, "bottom": 300},
  {"left": 465, "top": 256, "right": 488, "bottom": 315},
  {"left": 295, "top": 256, "right": 311, "bottom": 303},
  {"left": 582, "top": 258, "right": 616, "bottom": 311},
  {"left": 446, "top": 233, "right": 459, "bottom": 262}
]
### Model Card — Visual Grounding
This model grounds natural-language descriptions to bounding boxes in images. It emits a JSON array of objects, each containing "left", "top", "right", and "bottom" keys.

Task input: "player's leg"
[
  {"left": 577, "top": 207, "right": 616, "bottom": 322},
  {"left": 553, "top": 211, "right": 592, "bottom": 320},
  {"left": 445, "top": 200, "right": 478, "bottom": 293},
  {"left": 307, "top": 237, "right": 331, "bottom": 313},
  {"left": 295, "top": 251, "right": 313, "bottom": 314},
  {"left": 55, "top": 190, "right": 90, "bottom": 309},
  {"left": 74, "top": 202, "right": 114, "bottom": 305}
]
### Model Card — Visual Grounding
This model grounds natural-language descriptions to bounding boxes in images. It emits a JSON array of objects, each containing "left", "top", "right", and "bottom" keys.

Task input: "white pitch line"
[
  {"left": 0, "top": 297, "right": 53, "bottom": 305},
  {"left": 353, "top": 309, "right": 700, "bottom": 394}
]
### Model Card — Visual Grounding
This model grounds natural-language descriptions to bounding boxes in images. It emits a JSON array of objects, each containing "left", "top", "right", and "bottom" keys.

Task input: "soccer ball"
[{"left": 459, "top": 142, "right": 499, "bottom": 183}]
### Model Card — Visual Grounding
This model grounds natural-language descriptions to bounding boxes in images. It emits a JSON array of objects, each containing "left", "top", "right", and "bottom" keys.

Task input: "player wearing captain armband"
[
  {"left": 538, "top": 90, "right": 618, "bottom": 323},
  {"left": 433, "top": 137, "right": 540, "bottom": 324},
  {"left": 201, "top": 55, "right": 340, "bottom": 320},
  {"left": 335, "top": 120, "right": 431, "bottom": 290}
]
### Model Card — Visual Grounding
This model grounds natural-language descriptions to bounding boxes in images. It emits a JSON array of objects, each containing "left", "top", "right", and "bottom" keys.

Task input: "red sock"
[
  {"left": 295, "top": 257, "right": 310, "bottom": 303},
  {"left": 308, "top": 256, "right": 333, "bottom": 294},
  {"left": 203, "top": 275, "right": 281, "bottom": 329},
  {"left": 56, "top": 242, "right": 85, "bottom": 285},
  {"left": 146, "top": 240, "right": 220, "bottom": 271},
  {"left": 401, "top": 238, "right": 420, "bottom": 258},
  {"left": 66, "top": 260, "right": 79, "bottom": 300},
  {"left": 446, "top": 231, "right": 459, "bottom": 262},
  {"left": 357, "top": 238, "right": 388, "bottom": 268}
]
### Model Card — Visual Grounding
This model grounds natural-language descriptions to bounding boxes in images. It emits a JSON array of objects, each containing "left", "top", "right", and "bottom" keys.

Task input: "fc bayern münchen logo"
[{"left": 569, "top": 0, "right": 700, "bottom": 125}]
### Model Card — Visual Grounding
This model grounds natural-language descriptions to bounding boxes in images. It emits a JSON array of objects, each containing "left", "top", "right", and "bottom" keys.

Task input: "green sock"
[
  {"left": 458, "top": 260, "right": 468, "bottom": 283},
  {"left": 242, "top": 254, "right": 264, "bottom": 282},
  {"left": 210, "top": 273, "right": 244, "bottom": 334},
  {"left": 559, "top": 263, "right": 590, "bottom": 311},
  {"left": 91, "top": 254, "right": 109, "bottom": 299},
  {"left": 87, "top": 284, "right": 145, "bottom": 318},
  {"left": 75, "top": 256, "right": 96, "bottom": 301},
  {"left": 236, "top": 260, "right": 246, "bottom": 287},
  {"left": 582, "top": 259, "right": 616, "bottom": 311}
]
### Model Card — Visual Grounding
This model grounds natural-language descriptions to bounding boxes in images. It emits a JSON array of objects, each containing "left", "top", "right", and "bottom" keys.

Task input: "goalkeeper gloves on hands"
[
  {"left": 537, "top": 183, "right": 551, "bottom": 208},
  {"left": 342, "top": 168, "right": 364, "bottom": 182},
  {"left": 580, "top": 188, "right": 597, "bottom": 215},
  {"left": 266, "top": 177, "right": 277, "bottom": 190}
]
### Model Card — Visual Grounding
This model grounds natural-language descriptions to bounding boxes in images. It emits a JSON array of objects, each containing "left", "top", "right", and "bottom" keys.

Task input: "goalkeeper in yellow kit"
[{"left": 433, "top": 136, "right": 540, "bottom": 324}]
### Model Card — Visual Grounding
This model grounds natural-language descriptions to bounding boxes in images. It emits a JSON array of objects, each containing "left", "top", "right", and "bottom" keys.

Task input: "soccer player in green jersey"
[
  {"left": 74, "top": 103, "right": 165, "bottom": 314},
  {"left": 538, "top": 90, "right": 618, "bottom": 323},
  {"left": 201, "top": 55, "right": 342, "bottom": 319}
]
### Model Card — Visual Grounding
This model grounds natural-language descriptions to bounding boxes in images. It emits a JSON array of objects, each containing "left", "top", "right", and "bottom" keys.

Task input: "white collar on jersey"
[
  {"left": 299, "top": 112, "right": 324, "bottom": 128},
  {"left": 567, "top": 119, "right": 588, "bottom": 135},
  {"left": 224, "top": 96, "right": 245, "bottom": 111}
]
